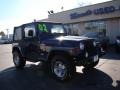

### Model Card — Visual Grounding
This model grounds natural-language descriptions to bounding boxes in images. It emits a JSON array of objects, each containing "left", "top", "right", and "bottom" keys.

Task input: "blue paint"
[
  {"left": 94, "top": 6, "right": 115, "bottom": 15},
  {"left": 70, "top": 5, "right": 118, "bottom": 19},
  {"left": 70, "top": 10, "right": 92, "bottom": 19}
]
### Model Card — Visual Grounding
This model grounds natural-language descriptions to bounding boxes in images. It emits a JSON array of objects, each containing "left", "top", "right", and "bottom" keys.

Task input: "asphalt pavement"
[{"left": 0, "top": 44, "right": 120, "bottom": 90}]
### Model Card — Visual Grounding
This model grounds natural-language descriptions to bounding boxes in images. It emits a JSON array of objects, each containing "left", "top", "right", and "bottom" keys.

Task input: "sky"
[{"left": 0, "top": 0, "right": 111, "bottom": 34}]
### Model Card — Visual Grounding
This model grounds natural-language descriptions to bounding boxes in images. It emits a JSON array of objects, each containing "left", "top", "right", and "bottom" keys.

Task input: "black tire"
[
  {"left": 84, "top": 59, "right": 99, "bottom": 69},
  {"left": 50, "top": 55, "right": 76, "bottom": 81},
  {"left": 13, "top": 51, "right": 26, "bottom": 69},
  {"left": 115, "top": 45, "right": 120, "bottom": 53}
]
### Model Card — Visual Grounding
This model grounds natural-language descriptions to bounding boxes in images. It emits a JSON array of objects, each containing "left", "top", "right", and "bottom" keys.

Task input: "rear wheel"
[
  {"left": 13, "top": 51, "right": 26, "bottom": 69},
  {"left": 50, "top": 55, "right": 76, "bottom": 81}
]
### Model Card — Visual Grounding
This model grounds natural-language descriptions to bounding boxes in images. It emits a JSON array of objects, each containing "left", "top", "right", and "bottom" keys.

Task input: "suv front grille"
[{"left": 83, "top": 40, "right": 96, "bottom": 56}]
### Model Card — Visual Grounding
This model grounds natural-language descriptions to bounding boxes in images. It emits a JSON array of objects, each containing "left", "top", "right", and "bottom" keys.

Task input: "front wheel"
[
  {"left": 50, "top": 55, "right": 76, "bottom": 81},
  {"left": 13, "top": 51, "right": 26, "bottom": 69},
  {"left": 115, "top": 45, "right": 120, "bottom": 53}
]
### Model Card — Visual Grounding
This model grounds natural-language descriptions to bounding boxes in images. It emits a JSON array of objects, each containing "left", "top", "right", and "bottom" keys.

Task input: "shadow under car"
[{"left": 0, "top": 63, "right": 119, "bottom": 90}]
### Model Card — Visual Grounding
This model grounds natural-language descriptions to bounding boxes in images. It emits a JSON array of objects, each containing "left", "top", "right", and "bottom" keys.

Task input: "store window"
[
  {"left": 64, "top": 23, "right": 80, "bottom": 35},
  {"left": 64, "top": 24, "right": 72, "bottom": 35},
  {"left": 72, "top": 24, "right": 79, "bottom": 35},
  {"left": 85, "top": 21, "right": 106, "bottom": 36}
]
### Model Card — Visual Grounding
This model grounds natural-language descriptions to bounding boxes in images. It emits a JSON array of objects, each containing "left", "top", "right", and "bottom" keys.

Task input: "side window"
[
  {"left": 24, "top": 25, "right": 36, "bottom": 38},
  {"left": 14, "top": 27, "right": 22, "bottom": 41}
]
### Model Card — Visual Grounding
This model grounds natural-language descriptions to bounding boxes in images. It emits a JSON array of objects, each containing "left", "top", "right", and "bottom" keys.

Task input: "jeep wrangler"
[{"left": 12, "top": 22, "right": 100, "bottom": 81}]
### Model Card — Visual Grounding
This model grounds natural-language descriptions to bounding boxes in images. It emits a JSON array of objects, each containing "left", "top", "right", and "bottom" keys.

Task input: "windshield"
[
  {"left": 51, "top": 25, "right": 64, "bottom": 34},
  {"left": 38, "top": 23, "right": 66, "bottom": 35}
]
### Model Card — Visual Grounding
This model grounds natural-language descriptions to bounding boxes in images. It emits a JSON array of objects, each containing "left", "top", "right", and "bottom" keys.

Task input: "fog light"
[
  {"left": 101, "top": 47, "right": 104, "bottom": 52},
  {"left": 85, "top": 52, "right": 88, "bottom": 58},
  {"left": 80, "top": 43, "right": 84, "bottom": 50},
  {"left": 93, "top": 41, "right": 96, "bottom": 47}
]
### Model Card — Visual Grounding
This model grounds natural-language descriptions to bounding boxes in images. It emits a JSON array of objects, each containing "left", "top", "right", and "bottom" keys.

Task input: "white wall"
[
  {"left": 48, "top": 0, "right": 120, "bottom": 23},
  {"left": 78, "top": 23, "right": 85, "bottom": 35},
  {"left": 106, "top": 18, "right": 120, "bottom": 43}
]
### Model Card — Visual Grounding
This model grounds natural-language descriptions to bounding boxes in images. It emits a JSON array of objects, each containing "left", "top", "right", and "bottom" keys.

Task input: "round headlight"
[
  {"left": 80, "top": 43, "right": 84, "bottom": 50},
  {"left": 93, "top": 41, "right": 96, "bottom": 47},
  {"left": 117, "top": 40, "right": 120, "bottom": 44}
]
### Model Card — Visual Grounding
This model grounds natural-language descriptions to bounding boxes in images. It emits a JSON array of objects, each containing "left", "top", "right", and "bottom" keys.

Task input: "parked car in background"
[
  {"left": 82, "top": 32, "right": 109, "bottom": 52},
  {"left": 0, "top": 39, "right": 5, "bottom": 44},
  {"left": 0, "top": 39, "right": 9, "bottom": 44},
  {"left": 0, "top": 34, "right": 13, "bottom": 44},
  {"left": 0, "top": 38, "right": 13, "bottom": 44},
  {"left": 115, "top": 36, "right": 120, "bottom": 53}
]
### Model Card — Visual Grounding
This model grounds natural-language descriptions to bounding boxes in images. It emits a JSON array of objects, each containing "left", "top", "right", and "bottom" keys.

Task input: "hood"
[
  {"left": 42, "top": 35, "right": 94, "bottom": 47},
  {"left": 56, "top": 36, "right": 92, "bottom": 41},
  {"left": 117, "top": 36, "right": 120, "bottom": 39}
]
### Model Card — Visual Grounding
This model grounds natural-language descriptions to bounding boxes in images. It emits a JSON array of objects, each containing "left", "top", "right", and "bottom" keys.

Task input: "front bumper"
[
  {"left": 73, "top": 51, "right": 99, "bottom": 66},
  {"left": 97, "top": 46, "right": 106, "bottom": 57},
  {"left": 116, "top": 43, "right": 120, "bottom": 48},
  {"left": 115, "top": 43, "right": 120, "bottom": 52}
]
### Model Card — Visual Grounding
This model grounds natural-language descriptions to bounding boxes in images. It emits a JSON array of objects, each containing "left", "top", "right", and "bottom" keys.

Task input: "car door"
[
  {"left": 22, "top": 24, "right": 40, "bottom": 62},
  {"left": 13, "top": 26, "right": 23, "bottom": 51}
]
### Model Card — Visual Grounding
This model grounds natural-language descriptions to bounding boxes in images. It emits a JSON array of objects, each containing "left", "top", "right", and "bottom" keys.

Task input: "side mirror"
[{"left": 28, "top": 30, "right": 33, "bottom": 37}]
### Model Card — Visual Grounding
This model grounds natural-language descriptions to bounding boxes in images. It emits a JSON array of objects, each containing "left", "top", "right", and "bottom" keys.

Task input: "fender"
[
  {"left": 12, "top": 43, "right": 24, "bottom": 57},
  {"left": 47, "top": 47, "right": 72, "bottom": 61}
]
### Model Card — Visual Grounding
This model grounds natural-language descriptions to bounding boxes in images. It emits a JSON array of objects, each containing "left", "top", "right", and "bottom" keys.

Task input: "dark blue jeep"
[{"left": 12, "top": 22, "right": 100, "bottom": 81}]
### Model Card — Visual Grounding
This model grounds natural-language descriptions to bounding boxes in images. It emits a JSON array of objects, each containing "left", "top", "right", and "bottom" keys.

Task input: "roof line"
[{"left": 49, "top": 0, "right": 113, "bottom": 15}]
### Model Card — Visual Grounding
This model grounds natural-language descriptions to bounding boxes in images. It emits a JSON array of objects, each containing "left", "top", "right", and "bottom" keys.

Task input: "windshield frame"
[{"left": 37, "top": 22, "right": 67, "bottom": 35}]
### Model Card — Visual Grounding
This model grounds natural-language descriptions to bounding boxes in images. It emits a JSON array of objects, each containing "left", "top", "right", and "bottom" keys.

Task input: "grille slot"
[{"left": 83, "top": 40, "right": 96, "bottom": 56}]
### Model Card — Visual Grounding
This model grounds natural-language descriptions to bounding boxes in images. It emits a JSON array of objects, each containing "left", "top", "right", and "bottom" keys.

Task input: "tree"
[{"left": 0, "top": 31, "right": 5, "bottom": 36}]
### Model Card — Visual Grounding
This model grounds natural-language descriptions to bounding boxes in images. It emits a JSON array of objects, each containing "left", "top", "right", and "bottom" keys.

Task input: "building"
[{"left": 40, "top": 0, "right": 120, "bottom": 44}]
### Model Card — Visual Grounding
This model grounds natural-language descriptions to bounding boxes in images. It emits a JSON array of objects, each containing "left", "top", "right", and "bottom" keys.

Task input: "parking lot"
[{"left": 0, "top": 44, "right": 120, "bottom": 90}]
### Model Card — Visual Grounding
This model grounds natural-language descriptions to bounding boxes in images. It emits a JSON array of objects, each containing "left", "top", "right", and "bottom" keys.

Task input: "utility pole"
[{"left": 6, "top": 29, "right": 9, "bottom": 39}]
